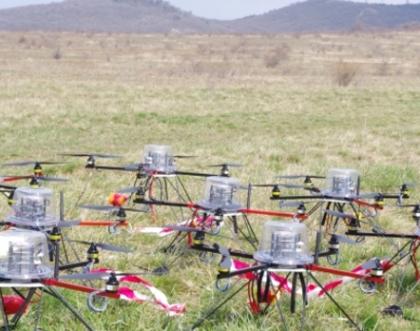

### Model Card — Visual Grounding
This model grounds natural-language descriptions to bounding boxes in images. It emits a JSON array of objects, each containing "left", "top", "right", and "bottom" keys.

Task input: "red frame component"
[{"left": 43, "top": 279, "right": 120, "bottom": 299}]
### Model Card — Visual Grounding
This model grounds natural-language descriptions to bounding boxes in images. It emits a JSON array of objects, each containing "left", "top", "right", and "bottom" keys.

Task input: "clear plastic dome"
[
  {"left": 6, "top": 187, "right": 58, "bottom": 228},
  {"left": 143, "top": 144, "right": 176, "bottom": 174},
  {"left": 198, "top": 176, "right": 242, "bottom": 212},
  {"left": 254, "top": 221, "right": 313, "bottom": 267},
  {"left": 0, "top": 229, "right": 52, "bottom": 281},
  {"left": 323, "top": 168, "right": 360, "bottom": 198}
]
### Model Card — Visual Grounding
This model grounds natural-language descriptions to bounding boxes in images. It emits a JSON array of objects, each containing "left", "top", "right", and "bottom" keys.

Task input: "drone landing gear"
[
  {"left": 191, "top": 281, "right": 248, "bottom": 330},
  {"left": 0, "top": 287, "right": 94, "bottom": 331},
  {"left": 191, "top": 269, "right": 363, "bottom": 331},
  {"left": 307, "top": 272, "right": 362, "bottom": 331},
  {"left": 226, "top": 214, "right": 259, "bottom": 250},
  {"left": 147, "top": 175, "right": 192, "bottom": 223}
]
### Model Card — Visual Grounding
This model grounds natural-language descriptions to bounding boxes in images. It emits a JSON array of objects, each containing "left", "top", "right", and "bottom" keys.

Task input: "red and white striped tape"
[
  {"left": 229, "top": 259, "right": 387, "bottom": 300},
  {"left": 93, "top": 269, "right": 185, "bottom": 316}
]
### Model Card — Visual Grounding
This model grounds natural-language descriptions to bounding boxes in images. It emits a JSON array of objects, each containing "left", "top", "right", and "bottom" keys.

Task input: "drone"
[
  {"left": 59, "top": 147, "right": 241, "bottom": 223},
  {"left": 253, "top": 168, "right": 413, "bottom": 263},
  {"left": 0, "top": 228, "right": 184, "bottom": 330},
  {"left": 191, "top": 220, "right": 385, "bottom": 331},
  {"left": 1, "top": 160, "right": 69, "bottom": 188},
  {"left": 321, "top": 204, "right": 420, "bottom": 288},
  {"left": 1, "top": 151, "right": 418, "bottom": 331},
  {"left": 0, "top": 187, "right": 185, "bottom": 330},
  {"left": 122, "top": 174, "right": 310, "bottom": 274}
]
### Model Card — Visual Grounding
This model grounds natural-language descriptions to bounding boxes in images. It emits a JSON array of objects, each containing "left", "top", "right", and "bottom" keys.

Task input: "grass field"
[{"left": 0, "top": 30, "right": 419, "bottom": 330}]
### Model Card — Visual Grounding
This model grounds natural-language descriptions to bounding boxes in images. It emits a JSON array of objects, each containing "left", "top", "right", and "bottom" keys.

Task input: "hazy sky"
[{"left": 1, "top": 0, "right": 419, "bottom": 19}]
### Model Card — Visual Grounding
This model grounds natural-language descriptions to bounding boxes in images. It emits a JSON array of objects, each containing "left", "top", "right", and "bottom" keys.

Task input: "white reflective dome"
[
  {"left": 143, "top": 144, "right": 176, "bottom": 174},
  {"left": 6, "top": 187, "right": 58, "bottom": 228},
  {"left": 0, "top": 228, "right": 52, "bottom": 281},
  {"left": 198, "top": 176, "right": 242, "bottom": 212},
  {"left": 254, "top": 221, "right": 313, "bottom": 268},
  {"left": 323, "top": 168, "right": 360, "bottom": 198}
]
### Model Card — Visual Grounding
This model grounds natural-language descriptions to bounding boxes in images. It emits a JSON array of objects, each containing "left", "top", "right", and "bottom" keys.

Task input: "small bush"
[
  {"left": 334, "top": 61, "right": 358, "bottom": 87},
  {"left": 264, "top": 44, "right": 290, "bottom": 69},
  {"left": 53, "top": 48, "right": 62, "bottom": 60},
  {"left": 18, "top": 36, "right": 26, "bottom": 44},
  {"left": 377, "top": 61, "right": 389, "bottom": 76}
]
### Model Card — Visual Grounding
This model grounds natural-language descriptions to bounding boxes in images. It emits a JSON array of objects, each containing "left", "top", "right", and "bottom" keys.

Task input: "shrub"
[
  {"left": 53, "top": 48, "right": 62, "bottom": 60},
  {"left": 18, "top": 36, "right": 26, "bottom": 44},
  {"left": 264, "top": 44, "right": 290, "bottom": 69},
  {"left": 334, "top": 61, "right": 358, "bottom": 87}
]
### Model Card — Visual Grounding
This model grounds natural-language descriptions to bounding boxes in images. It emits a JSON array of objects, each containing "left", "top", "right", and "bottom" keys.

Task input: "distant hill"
[
  {"left": 0, "top": 0, "right": 419, "bottom": 33},
  {"left": 229, "top": 0, "right": 420, "bottom": 33},
  {"left": 0, "top": 0, "right": 228, "bottom": 33}
]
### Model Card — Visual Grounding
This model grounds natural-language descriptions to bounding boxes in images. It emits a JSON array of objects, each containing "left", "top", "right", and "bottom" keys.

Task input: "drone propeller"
[
  {"left": 279, "top": 201, "right": 306, "bottom": 208},
  {"left": 400, "top": 203, "right": 420, "bottom": 208},
  {"left": 323, "top": 209, "right": 357, "bottom": 220},
  {"left": 34, "top": 176, "right": 68, "bottom": 182},
  {"left": 53, "top": 220, "right": 82, "bottom": 228},
  {"left": 0, "top": 184, "right": 17, "bottom": 191},
  {"left": 67, "top": 239, "right": 132, "bottom": 253},
  {"left": 401, "top": 182, "right": 415, "bottom": 189},
  {"left": 209, "top": 163, "right": 242, "bottom": 168},
  {"left": 2, "top": 160, "right": 65, "bottom": 167},
  {"left": 59, "top": 271, "right": 148, "bottom": 281},
  {"left": 79, "top": 204, "right": 146, "bottom": 213},
  {"left": 330, "top": 233, "right": 357, "bottom": 245},
  {"left": 253, "top": 183, "right": 306, "bottom": 189},
  {"left": 164, "top": 224, "right": 215, "bottom": 235},
  {"left": 118, "top": 187, "right": 144, "bottom": 194},
  {"left": 276, "top": 175, "right": 325, "bottom": 180},
  {"left": 214, "top": 244, "right": 232, "bottom": 271},
  {"left": 173, "top": 155, "right": 197, "bottom": 159},
  {"left": 208, "top": 163, "right": 242, "bottom": 177},
  {"left": 59, "top": 153, "right": 121, "bottom": 159},
  {"left": 361, "top": 258, "right": 382, "bottom": 270},
  {"left": 0, "top": 175, "right": 68, "bottom": 183},
  {"left": 399, "top": 182, "right": 415, "bottom": 199},
  {"left": 123, "top": 163, "right": 143, "bottom": 171}
]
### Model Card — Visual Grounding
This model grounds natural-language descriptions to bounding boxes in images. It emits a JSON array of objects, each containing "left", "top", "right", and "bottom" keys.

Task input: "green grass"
[{"left": 0, "top": 31, "right": 419, "bottom": 330}]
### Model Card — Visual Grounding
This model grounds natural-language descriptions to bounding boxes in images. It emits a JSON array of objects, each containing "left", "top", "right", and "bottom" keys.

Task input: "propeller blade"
[
  {"left": 37, "top": 176, "right": 68, "bottom": 182},
  {"left": 67, "top": 239, "right": 131, "bottom": 253},
  {"left": 209, "top": 163, "right": 242, "bottom": 168},
  {"left": 79, "top": 204, "right": 146, "bottom": 214},
  {"left": 278, "top": 183, "right": 307, "bottom": 189},
  {"left": 173, "top": 155, "right": 197, "bottom": 159},
  {"left": 0, "top": 175, "right": 33, "bottom": 182},
  {"left": 357, "top": 192, "right": 380, "bottom": 199},
  {"left": 332, "top": 234, "right": 357, "bottom": 245},
  {"left": 164, "top": 225, "right": 204, "bottom": 233},
  {"left": 96, "top": 243, "right": 132, "bottom": 253},
  {"left": 124, "top": 207, "right": 148, "bottom": 213},
  {"left": 79, "top": 204, "right": 116, "bottom": 212},
  {"left": 400, "top": 203, "right": 420, "bottom": 208},
  {"left": 118, "top": 187, "right": 140, "bottom": 194},
  {"left": 60, "top": 271, "right": 149, "bottom": 281},
  {"left": 276, "top": 175, "right": 325, "bottom": 179},
  {"left": 214, "top": 244, "right": 232, "bottom": 270},
  {"left": 323, "top": 209, "right": 355, "bottom": 220},
  {"left": 2, "top": 161, "right": 65, "bottom": 167},
  {"left": 60, "top": 272, "right": 111, "bottom": 280},
  {"left": 402, "top": 182, "right": 416, "bottom": 188},
  {"left": 59, "top": 153, "right": 120, "bottom": 159},
  {"left": 362, "top": 258, "right": 381, "bottom": 270},
  {"left": 123, "top": 163, "right": 143, "bottom": 171},
  {"left": 56, "top": 220, "right": 82, "bottom": 228},
  {"left": 279, "top": 201, "right": 305, "bottom": 208},
  {"left": 0, "top": 184, "right": 16, "bottom": 190},
  {"left": 252, "top": 183, "right": 278, "bottom": 188}
]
